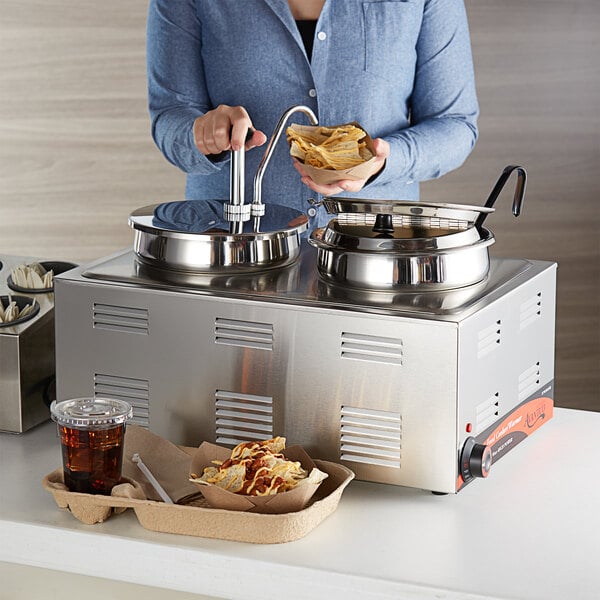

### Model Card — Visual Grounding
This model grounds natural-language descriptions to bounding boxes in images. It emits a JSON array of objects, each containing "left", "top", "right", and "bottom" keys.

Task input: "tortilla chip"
[
  {"left": 286, "top": 123, "right": 373, "bottom": 171},
  {"left": 189, "top": 437, "right": 328, "bottom": 497}
]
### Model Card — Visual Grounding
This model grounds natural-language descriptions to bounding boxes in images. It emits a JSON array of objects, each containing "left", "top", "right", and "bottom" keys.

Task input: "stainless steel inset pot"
[
  {"left": 129, "top": 105, "right": 318, "bottom": 273},
  {"left": 310, "top": 221, "right": 496, "bottom": 290},
  {"left": 130, "top": 202, "right": 309, "bottom": 273},
  {"left": 309, "top": 165, "right": 527, "bottom": 291}
]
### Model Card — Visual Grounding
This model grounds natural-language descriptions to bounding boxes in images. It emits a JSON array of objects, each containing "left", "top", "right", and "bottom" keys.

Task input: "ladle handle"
[{"left": 475, "top": 165, "right": 527, "bottom": 229}]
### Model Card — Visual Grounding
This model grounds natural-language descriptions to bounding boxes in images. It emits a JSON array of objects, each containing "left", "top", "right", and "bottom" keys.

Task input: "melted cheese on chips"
[
  {"left": 286, "top": 124, "right": 373, "bottom": 170},
  {"left": 190, "top": 437, "right": 327, "bottom": 496}
]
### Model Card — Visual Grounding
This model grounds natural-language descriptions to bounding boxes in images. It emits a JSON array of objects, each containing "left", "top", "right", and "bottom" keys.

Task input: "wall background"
[{"left": 1, "top": 0, "right": 598, "bottom": 410}]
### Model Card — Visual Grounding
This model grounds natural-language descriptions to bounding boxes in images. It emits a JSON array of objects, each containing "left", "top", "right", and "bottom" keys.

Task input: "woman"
[{"left": 147, "top": 0, "right": 478, "bottom": 229}]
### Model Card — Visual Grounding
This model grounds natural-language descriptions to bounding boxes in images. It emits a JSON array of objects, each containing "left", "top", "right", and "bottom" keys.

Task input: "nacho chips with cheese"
[
  {"left": 286, "top": 123, "right": 373, "bottom": 170},
  {"left": 190, "top": 437, "right": 328, "bottom": 496}
]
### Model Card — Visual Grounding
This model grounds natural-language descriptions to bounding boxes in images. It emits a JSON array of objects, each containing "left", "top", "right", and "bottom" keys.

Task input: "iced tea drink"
[{"left": 51, "top": 398, "right": 133, "bottom": 495}]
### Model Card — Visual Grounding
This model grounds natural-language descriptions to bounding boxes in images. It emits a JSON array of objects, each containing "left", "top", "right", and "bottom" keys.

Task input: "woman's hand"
[
  {"left": 193, "top": 105, "right": 267, "bottom": 155},
  {"left": 292, "top": 138, "right": 390, "bottom": 196}
]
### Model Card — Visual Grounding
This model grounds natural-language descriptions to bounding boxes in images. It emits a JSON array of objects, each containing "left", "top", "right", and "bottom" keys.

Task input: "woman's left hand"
[{"left": 292, "top": 138, "right": 390, "bottom": 196}]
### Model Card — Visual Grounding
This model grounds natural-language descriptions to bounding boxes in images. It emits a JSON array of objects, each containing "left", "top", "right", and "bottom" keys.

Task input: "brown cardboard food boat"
[{"left": 287, "top": 122, "right": 377, "bottom": 185}]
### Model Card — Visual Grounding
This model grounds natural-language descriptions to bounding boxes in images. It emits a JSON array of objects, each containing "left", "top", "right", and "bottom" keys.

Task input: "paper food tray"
[
  {"left": 42, "top": 455, "right": 354, "bottom": 544},
  {"left": 287, "top": 121, "right": 377, "bottom": 185}
]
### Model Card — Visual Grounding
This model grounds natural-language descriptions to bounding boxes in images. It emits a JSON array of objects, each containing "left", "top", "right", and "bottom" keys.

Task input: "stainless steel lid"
[
  {"left": 50, "top": 397, "right": 133, "bottom": 429},
  {"left": 129, "top": 201, "right": 308, "bottom": 274},
  {"left": 130, "top": 200, "right": 308, "bottom": 238},
  {"left": 321, "top": 197, "right": 494, "bottom": 229},
  {"left": 313, "top": 219, "right": 490, "bottom": 254}
]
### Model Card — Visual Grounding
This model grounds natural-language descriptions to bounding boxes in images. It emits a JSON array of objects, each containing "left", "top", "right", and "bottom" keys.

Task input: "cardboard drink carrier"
[{"left": 43, "top": 425, "right": 354, "bottom": 544}]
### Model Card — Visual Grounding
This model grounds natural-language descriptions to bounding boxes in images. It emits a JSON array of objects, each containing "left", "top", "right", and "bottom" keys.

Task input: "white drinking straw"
[{"left": 131, "top": 453, "right": 173, "bottom": 504}]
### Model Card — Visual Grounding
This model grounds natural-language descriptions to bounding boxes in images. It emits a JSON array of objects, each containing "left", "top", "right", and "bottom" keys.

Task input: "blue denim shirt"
[{"left": 147, "top": 0, "right": 478, "bottom": 228}]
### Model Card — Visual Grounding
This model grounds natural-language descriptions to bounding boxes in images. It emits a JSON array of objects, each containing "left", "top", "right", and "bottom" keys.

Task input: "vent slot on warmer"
[
  {"left": 340, "top": 332, "right": 403, "bottom": 365},
  {"left": 215, "top": 390, "right": 273, "bottom": 446},
  {"left": 93, "top": 303, "right": 149, "bottom": 335},
  {"left": 475, "top": 392, "right": 500, "bottom": 435},
  {"left": 214, "top": 317, "right": 273, "bottom": 351},
  {"left": 520, "top": 292, "right": 542, "bottom": 331},
  {"left": 477, "top": 320, "right": 502, "bottom": 359},
  {"left": 340, "top": 406, "right": 402, "bottom": 469},
  {"left": 518, "top": 362, "right": 541, "bottom": 402},
  {"left": 94, "top": 373, "right": 149, "bottom": 427}
]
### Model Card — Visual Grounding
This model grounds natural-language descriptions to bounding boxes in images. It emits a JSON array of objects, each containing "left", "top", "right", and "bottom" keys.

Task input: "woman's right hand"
[{"left": 193, "top": 105, "right": 267, "bottom": 156}]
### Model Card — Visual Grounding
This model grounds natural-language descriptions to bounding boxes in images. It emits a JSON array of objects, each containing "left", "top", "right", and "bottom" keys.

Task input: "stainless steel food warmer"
[
  {"left": 54, "top": 240, "right": 556, "bottom": 493},
  {"left": 55, "top": 147, "right": 555, "bottom": 494}
]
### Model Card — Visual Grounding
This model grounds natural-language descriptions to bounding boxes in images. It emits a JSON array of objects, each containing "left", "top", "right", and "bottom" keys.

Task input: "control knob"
[{"left": 460, "top": 436, "right": 492, "bottom": 481}]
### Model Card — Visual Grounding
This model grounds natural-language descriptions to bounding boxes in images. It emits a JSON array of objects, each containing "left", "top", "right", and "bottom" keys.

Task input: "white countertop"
[{"left": 1, "top": 408, "right": 599, "bottom": 600}]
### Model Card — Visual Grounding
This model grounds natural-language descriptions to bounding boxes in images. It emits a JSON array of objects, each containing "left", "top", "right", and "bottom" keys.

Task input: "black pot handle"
[{"left": 475, "top": 165, "right": 527, "bottom": 229}]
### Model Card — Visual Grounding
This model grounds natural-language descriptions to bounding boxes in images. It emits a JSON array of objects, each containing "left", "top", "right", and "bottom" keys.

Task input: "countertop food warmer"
[
  {"left": 53, "top": 126, "right": 554, "bottom": 495},
  {"left": 54, "top": 241, "right": 556, "bottom": 494}
]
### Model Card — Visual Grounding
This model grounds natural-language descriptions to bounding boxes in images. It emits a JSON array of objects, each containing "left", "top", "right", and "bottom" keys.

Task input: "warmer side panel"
[{"left": 55, "top": 279, "right": 459, "bottom": 493}]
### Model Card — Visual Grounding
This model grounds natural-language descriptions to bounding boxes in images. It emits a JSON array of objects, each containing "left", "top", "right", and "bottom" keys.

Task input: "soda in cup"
[{"left": 50, "top": 397, "right": 133, "bottom": 495}]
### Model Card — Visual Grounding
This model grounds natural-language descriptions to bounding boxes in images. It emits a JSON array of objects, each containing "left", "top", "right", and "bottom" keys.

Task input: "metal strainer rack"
[
  {"left": 335, "top": 212, "right": 472, "bottom": 231},
  {"left": 321, "top": 197, "right": 495, "bottom": 232}
]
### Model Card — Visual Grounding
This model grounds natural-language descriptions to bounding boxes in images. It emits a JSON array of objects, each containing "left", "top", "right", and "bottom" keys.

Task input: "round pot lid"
[
  {"left": 129, "top": 199, "right": 308, "bottom": 239},
  {"left": 321, "top": 197, "right": 494, "bottom": 228},
  {"left": 311, "top": 218, "right": 492, "bottom": 254}
]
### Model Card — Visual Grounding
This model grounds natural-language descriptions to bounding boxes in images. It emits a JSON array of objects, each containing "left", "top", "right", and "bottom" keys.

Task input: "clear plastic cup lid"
[{"left": 50, "top": 397, "right": 133, "bottom": 429}]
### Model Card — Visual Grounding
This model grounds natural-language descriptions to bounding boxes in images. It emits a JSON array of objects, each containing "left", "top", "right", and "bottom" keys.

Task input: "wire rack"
[{"left": 335, "top": 213, "right": 471, "bottom": 231}]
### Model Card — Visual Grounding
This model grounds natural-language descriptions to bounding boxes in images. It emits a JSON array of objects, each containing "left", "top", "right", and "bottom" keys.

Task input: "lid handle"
[{"left": 372, "top": 214, "right": 395, "bottom": 237}]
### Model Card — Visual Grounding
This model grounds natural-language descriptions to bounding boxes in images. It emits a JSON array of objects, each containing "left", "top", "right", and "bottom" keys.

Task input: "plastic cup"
[{"left": 50, "top": 397, "right": 133, "bottom": 495}]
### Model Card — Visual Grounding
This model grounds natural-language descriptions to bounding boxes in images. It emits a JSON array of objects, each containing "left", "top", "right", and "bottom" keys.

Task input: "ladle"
[{"left": 475, "top": 165, "right": 527, "bottom": 229}]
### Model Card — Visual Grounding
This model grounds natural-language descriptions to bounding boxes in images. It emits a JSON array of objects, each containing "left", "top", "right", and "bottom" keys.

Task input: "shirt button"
[
  {"left": 317, "top": 31, "right": 327, "bottom": 41},
  {"left": 308, "top": 88, "right": 317, "bottom": 98}
]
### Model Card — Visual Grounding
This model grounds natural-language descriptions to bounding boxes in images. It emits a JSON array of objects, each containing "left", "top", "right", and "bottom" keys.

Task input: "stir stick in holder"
[{"left": 131, "top": 453, "right": 173, "bottom": 504}]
